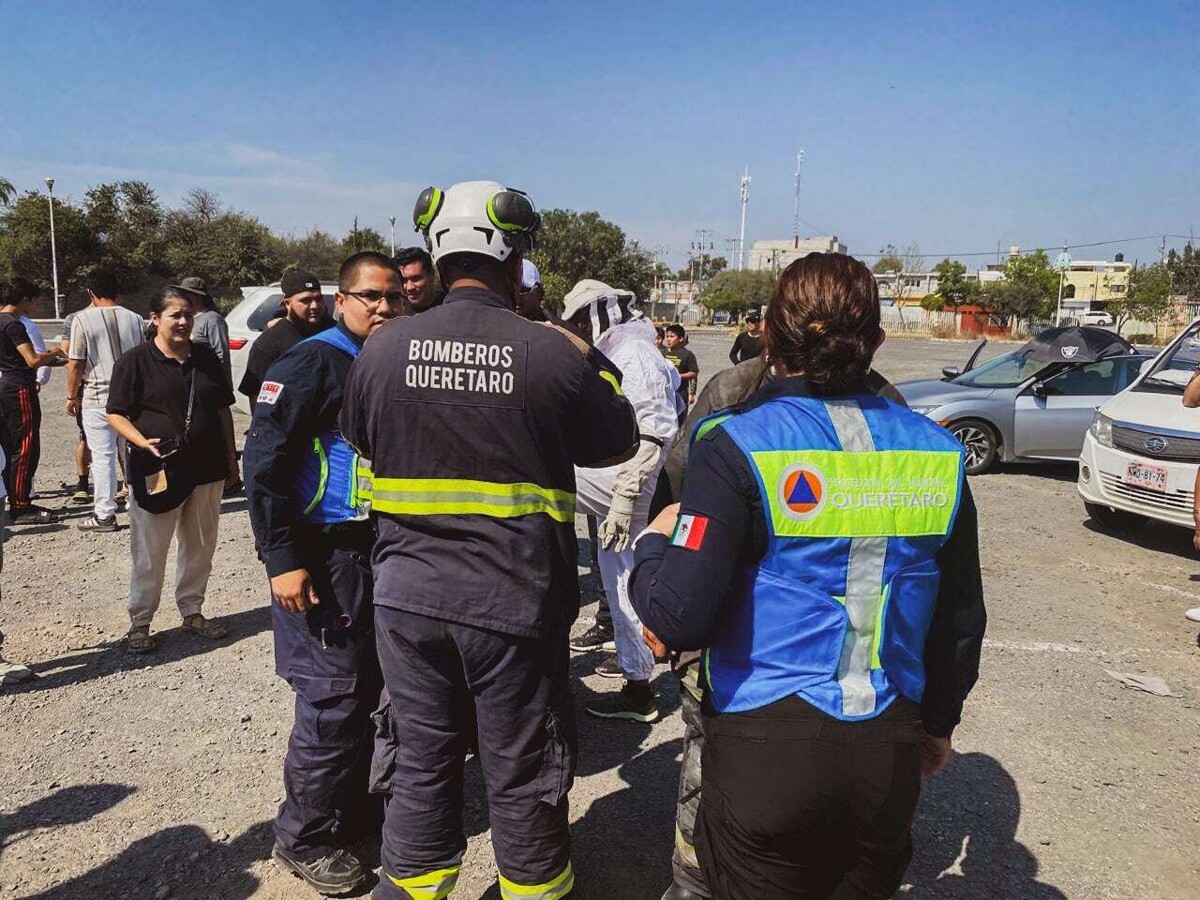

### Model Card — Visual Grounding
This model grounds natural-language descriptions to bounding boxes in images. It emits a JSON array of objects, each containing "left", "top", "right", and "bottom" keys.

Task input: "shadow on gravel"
[
  {"left": 904, "top": 751, "right": 1067, "bottom": 898},
  {"left": 19, "top": 819, "right": 278, "bottom": 900},
  {"left": 1082, "top": 517, "right": 1196, "bottom": 559},
  {"left": 10, "top": 605, "right": 271, "bottom": 695},
  {"left": 0, "top": 783, "right": 135, "bottom": 860}
]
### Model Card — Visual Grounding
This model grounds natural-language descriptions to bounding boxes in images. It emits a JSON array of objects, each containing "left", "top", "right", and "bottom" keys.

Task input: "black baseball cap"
[
  {"left": 281, "top": 271, "right": 321, "bottom": 297},
  {"left": 745, "top": 309, "right": 763, "bottom": 323}
]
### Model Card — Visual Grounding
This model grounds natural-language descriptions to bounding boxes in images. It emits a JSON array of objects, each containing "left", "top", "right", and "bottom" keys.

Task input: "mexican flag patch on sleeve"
[{"left": 671, "top": 514, "right": 709, "bottom": 551}]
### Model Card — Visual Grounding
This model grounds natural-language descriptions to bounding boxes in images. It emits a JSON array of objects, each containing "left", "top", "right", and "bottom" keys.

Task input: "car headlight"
[
  {"left": 909, "top": 405, "right": 940, "bottom": 417},
  {"left": 1090, "top": 412, "right": 1113, "bottom": 448}
]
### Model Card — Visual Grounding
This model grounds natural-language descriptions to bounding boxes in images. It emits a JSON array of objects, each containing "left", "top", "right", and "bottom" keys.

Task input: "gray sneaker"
[
  {"left": 273, "top": 845, "right": 366, "bottom": 896},
  {"left": 594, "top": 654, "right": 623, "bottom": 679},
  {"left": 78, "top": 515, "right": 118, "bottom": 533},
  {"left": 0, "top": 657, "right": 33, "bottom": 686}
]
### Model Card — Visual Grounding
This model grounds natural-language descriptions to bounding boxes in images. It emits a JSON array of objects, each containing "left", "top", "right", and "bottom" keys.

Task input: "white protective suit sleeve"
[{"left": 596, "top": 329, "right": 680, "bottom": 550}]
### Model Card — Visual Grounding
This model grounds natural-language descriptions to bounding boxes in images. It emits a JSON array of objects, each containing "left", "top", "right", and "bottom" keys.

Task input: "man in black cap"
[
  {"left": 727, "top": 309, "right": 764, "bottom": 364},
  {"left": 239, "top": 272, "right": 333, "bottom": 416},
  {"left": 175, "top": 276, "right": 232, "bottom": 382}
]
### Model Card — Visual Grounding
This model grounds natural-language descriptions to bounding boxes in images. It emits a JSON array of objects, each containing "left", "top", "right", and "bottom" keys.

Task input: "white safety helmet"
[{"left": 412, "top": 180, "right": 540, "bottom": 267}]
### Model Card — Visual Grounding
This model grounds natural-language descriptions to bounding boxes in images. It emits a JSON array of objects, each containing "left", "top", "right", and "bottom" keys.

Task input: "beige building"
[
  {"left": 1061, "top": 259, "right": 1131, "bottom": 308},
  {"left": 747, "top": 236, "right": 848, "bottom": 272}
]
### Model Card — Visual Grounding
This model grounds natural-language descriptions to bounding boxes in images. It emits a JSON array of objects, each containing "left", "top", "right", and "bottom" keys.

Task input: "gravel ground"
[{"left": 1, "top": 333, "right": 1197, "bottom": 899}]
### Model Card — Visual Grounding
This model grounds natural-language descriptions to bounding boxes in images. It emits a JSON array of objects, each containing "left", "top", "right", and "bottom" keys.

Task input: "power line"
[{"left": 855, "top": 234, "right": 1163, "bottom": 260}]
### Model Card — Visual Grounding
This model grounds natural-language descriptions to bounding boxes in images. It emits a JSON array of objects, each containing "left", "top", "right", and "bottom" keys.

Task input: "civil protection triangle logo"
[{"left": 779, "top": 464, "right": 827, "bottom": 521}]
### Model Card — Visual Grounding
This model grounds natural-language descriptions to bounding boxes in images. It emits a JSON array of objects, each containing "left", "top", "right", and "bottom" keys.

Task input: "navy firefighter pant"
[
  {"left": 272, "top": 523, "right": 382, "bottom": 855},
  {"left": 371, "top": 607, "right": 577, "bottom": 900}
]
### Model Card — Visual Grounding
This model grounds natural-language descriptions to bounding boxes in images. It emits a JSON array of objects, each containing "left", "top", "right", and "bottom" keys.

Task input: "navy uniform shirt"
[
  {"left": 630, "top": 376, "right": 986, "bottom": 738},
  {"left": 340, "top": 286, "right": 639, "bottom": 639},
  {"left": 244, "top": 321, "right": 363, "bottom": 578}
]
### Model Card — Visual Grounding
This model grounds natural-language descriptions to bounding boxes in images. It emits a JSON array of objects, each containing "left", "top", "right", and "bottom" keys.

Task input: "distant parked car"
[
  {"left": 1078, "top": 310, "right": 1116, "bottom": 327},
  {"left": 897, "top": 328, "right": 1150, "bottom": 474},
  {"left": 227, "top": 283, "right": 337, "bottom": 414}
]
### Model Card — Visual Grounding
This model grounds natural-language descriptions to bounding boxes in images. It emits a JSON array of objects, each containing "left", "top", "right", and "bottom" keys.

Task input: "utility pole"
[
  {"left": 737, "top": 166, "right": 751, "bottom": 270},
  {"left": 389, "top": 215, "right": 397, "bottom": 256},
  {"left": 793, "top": 149, "right": 805, "bottom": 249},
  {"left": 44, "top": 178, "right": 61, "bottom": 320}
]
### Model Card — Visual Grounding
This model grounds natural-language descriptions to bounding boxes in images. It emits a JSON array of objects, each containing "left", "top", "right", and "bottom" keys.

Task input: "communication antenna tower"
[
  {"left": 793, "top": 148, "right": 805, "bottom": 249},
  {"left": 737, "top": 166, "right": 751, "bottom": 270}
]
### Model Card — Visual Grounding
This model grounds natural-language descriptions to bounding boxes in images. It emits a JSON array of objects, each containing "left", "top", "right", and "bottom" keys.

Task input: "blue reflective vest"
[
  {"left": 291, "top": 326, "right": 372, "bottom": 525},
  {"left": 702, "top": 394, "right": 965, "bottom": 720}
]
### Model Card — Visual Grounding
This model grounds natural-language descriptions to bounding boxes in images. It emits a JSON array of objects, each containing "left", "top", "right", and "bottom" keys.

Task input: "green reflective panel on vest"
[
  {"left": 692, "top": 413, "right": 733, "bottom": 443},
  {"left": 752, "top": 449, "right": 960, "bottom": 538}
]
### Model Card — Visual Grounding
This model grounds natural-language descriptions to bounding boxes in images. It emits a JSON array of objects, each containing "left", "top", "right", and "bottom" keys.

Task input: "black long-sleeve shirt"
[
  {"left": 728, "top": 331, "right": 764, "bottom": 365},
  {"left": 630, "top": 376, "right": 986, "bottom": 738}
]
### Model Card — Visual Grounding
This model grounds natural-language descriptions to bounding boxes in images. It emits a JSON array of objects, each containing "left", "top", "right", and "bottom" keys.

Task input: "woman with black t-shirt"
[{"left": 106, "top": 287, "right": 238, "bottom": 653}]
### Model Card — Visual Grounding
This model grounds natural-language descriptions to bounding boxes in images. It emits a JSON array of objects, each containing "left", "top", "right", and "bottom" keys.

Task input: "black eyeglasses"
[{"left": 343, "top": 290, "right": 406, "bottom": 307}]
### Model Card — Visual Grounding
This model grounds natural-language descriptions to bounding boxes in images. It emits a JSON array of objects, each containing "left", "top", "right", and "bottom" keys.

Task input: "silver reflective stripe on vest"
[{"left": 824, "top": 399, "right": 886, "bottom": 717}]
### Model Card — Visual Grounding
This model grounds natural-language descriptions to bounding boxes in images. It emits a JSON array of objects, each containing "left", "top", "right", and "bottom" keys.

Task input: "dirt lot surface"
[{"left": 2, "top": 333, "right": 1197, "bottom": 899}]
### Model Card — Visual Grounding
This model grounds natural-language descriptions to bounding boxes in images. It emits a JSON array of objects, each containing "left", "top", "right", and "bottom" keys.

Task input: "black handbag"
[{"left": 129, "top": 368, "right": 198, "bottom": 514}]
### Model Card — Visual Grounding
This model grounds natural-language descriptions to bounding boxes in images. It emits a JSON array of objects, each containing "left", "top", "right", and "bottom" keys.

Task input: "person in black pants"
[
  {"left": 0, "top": 279, "right": 68, "bottom": 524},
  {"left": 632, "top": 253, "right": 986, "bottom": 900}
]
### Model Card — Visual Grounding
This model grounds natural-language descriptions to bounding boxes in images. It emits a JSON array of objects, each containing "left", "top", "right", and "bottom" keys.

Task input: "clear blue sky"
[{"left": 3, "top": 0, "right": 1197, "bottom": 269}]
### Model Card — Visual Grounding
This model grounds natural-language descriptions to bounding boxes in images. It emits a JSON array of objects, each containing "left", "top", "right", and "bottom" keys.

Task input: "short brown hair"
[{"left": 765, "top": 253, "right": 880, "bottom": 394}]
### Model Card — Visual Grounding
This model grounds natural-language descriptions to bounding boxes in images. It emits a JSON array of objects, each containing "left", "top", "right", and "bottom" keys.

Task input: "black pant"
[
  {"left": 272, "top": 525, "right": 381, "bottom": 855},
  {"left": 0, "top": 383, "right": 40, "bottom": 508},
  {"left": 696, "top": 695, "right": 924, "bottom": 900},
  {"left": 586, "top": 516, "right": 611, "bottom": 630},
  {"left": 372, "top": 607, "right": 576, "bottom": 900}
]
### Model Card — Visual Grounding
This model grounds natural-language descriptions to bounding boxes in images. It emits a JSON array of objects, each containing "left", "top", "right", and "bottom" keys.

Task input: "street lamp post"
[
  {"left": 45, "top": 177, "right": 62, "bottom": 319},
  {"left": 389, "top": 215, "right": 397, "bottom": 256}
]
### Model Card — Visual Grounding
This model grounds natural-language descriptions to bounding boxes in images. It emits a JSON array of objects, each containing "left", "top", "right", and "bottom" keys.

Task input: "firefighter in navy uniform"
[
  {"left": 244, "top": 251, "right": 407, "bottom": 896},
  {"left": 340, "top": 181, "right": 639, "bottom": 900}
]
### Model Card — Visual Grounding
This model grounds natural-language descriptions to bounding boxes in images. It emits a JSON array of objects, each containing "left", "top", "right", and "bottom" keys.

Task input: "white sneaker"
[
  {"left": 1186, "top": 607, "right": 1200, "bottom": 624},
  {"left": 0, "top": 657, "right": 33, "bottom": 685}
]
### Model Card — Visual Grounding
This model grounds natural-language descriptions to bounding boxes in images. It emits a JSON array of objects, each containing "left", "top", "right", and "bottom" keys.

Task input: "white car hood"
[{"left": 1100, "top": 387, "right": 1200, "bottom": 435}]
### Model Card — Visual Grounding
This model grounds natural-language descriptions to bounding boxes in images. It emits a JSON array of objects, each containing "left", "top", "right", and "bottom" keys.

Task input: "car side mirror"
[
  {"left": 1031, "top": 381, "right": 1047, "bottom": 398},
  {"left": 1138, "top": 359, "right": 1154, "bottom": 378},
  {"left": 941, "top": 365, "right": 960, "bottom": 380}
]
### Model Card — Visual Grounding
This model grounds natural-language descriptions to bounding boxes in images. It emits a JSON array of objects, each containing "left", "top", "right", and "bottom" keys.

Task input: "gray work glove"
[
  {"left": 598, "top": 491, "right": 636, "bottom": 552},
  {"left": 599, "top": 439, "right": 663, "bottom": 552}
]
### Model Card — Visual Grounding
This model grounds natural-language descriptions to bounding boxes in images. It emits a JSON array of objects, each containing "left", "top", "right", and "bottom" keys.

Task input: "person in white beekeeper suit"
[{"left": 561, "top": 279, "right": 682, "bottom": 723}]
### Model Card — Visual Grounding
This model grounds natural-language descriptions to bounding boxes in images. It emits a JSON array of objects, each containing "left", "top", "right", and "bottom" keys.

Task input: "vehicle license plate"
[{"left": 1124, "top": 460, "right": 1168, "bottom": 492}]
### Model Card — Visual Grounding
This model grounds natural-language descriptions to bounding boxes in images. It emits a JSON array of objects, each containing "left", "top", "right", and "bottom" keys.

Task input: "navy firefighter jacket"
[
  {"left": 245, "top": 321, "right": 366, "bottom": 578},
  {"left": 340, "top": 286, "right": 639, "bottom": 639}
]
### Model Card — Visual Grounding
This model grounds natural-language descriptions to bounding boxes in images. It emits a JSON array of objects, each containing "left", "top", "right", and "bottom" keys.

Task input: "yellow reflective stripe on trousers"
[
  {"left": 387, "top": 865, "right": 460, "bottom": 900},
  {"left": 498, "top": 863, "right": 574, "bottom": 900},
  {"left": 371, "top": 477, "right": 576, "bottom": 523}
]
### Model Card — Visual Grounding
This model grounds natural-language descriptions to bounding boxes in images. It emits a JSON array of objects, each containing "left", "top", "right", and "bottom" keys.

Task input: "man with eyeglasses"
[{"left": 245, "top": 251, "right": 407, "bottom": 896}]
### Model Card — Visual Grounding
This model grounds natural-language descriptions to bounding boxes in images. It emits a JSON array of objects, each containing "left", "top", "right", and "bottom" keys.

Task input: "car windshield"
[
  {"left": 951, "top": 351, "right": 1047, "bottom": 388},
  {"left": 1136, "top": 319, "right": 1200, "bottom": 394}
]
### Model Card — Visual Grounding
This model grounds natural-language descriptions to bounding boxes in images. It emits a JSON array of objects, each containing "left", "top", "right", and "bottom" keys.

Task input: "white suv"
[
  {"left": 1078, "top": 318, "right": 1200, "bottom": 530},
  {"left": 227, "top": 283, "right": 338, "bottom": 414}
]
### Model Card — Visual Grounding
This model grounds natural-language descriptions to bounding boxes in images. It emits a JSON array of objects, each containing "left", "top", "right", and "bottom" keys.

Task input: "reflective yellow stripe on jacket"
[{"left": 371, "top": 477, "right": 576, "bottom": 523}]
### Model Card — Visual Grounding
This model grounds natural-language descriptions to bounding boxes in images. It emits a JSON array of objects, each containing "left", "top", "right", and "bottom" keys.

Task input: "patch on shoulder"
[{"left": 257, "top": 381, "right": 284, "bottom": 405}]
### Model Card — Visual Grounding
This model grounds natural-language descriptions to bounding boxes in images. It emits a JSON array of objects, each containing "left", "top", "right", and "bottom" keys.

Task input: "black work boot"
[{"left": 273, "top": 844, "right": 366, "bottom": 896}]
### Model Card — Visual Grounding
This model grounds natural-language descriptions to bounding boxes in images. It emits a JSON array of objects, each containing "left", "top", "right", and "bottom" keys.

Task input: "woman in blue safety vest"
[{"left": 629, "top": 252, "right": 987, "bottom": 900}]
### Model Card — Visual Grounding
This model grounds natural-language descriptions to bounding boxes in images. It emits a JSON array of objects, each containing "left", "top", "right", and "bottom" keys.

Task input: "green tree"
[
  {"left": 700, "top": 269, "right": 775, "bottom": 315},
  {"left": 0, "top": 190, "right": 96, "bottom": 295},
  {"left": 83, "top": 181, "right": 168, "bottom": 292},
  {"left": 930, "top": 258, "right": 979, "bottom": 309},
  {"left": 872, "top": 245, "right": 903, "bottom": 275},
  {"left": 1167, "top": 244, "right": 1200, "bottom": 302},
  {"left": 276, "top": 229, "right": 343, "bottom": 280},
  {"left": 676, "top": 255, "right": 728, "bottom": 282},
  {"left": 341, "top": 226, "right": 388, "bottom": 256},
  {"left": 527, "top": 209, "right": 656, "bottom": 311},
  {"left": 979, "top": 249, "right": 1059, "bottom": 325},
  {"left": 162, "top": 191, "right": 280, "bottom": 303},
  {"left": 0, "top": 177, "right": 15, "bottom": 206},
  {"left": 1111, "top": 263, "right": 1173, "bottom": 335}
]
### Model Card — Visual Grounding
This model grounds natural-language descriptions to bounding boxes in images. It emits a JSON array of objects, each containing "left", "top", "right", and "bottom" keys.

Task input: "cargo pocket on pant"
[
  {"left": 369, "top": 694, "right": 400, "bottom": 795},
  {"left": 534, "top": 711, "right": 576, "bottom": 807}
]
